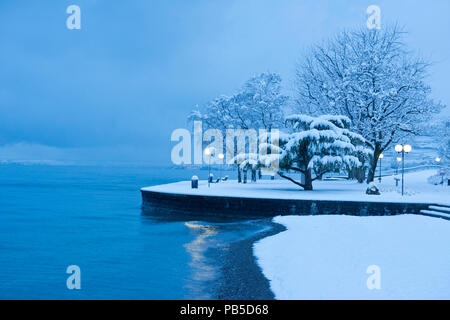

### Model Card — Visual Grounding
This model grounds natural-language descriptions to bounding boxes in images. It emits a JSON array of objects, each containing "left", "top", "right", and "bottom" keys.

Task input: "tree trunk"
[
  {"left": 367, "top": 162, "right": 377, "bottom": 184},
  {"left": 303, "top": 168, "right": 313, "bottom": 191},
  {"left": 279, "top": 170, "right": 314, "bottom": 190},
  {"left": 349, "top": 167, "right": 365, "bottom": 183},
  {"left": 237, "top": 167, "right": 242, "bottom": 183},
  {"left": 251, "top": 169, "right": 257, "bottom": 182},
  {"left": 258, "top": 168, "right": 262, "bottom": 180},
  {"left": 367, "top": 148, "right": 381, "bottom": 183},
  {"left": 243, "top": 170, "right": 248, "bottom": 184},
  {"left": 348, "top": 168, "right": 355, "bottom": 180},
  {"left": 357, "top": 167, "right": 366, "bottom": 183}
]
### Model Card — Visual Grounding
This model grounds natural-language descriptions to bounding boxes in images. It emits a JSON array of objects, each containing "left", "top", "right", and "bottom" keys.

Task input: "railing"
[
  {"left": 325, "top": 164, "right": 448, "bottom": 180},
  {"left": 381, "top": 164, "right": 447, "bottom": 177}
]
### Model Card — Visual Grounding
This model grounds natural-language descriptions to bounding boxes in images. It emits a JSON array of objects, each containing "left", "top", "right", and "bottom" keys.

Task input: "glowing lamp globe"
[
  {"left": 395, "top": 145, "right": 403, "bottom": 153},
  {"left": 404, "top": 145, "right": 412, "bottom": 153}
]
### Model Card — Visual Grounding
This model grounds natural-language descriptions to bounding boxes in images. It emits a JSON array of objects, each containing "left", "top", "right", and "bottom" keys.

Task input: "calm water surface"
[{"left": 0, "top": 165, "right": 267, "bottom": 299}]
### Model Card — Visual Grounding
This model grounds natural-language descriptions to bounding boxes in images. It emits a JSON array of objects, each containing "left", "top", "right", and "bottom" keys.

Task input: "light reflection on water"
[
  {"left": 183, "top": 223, "right": 219, "bottom": 299},
  {"left": 180, "top": 220, "right": 274, "bottom": 299}
]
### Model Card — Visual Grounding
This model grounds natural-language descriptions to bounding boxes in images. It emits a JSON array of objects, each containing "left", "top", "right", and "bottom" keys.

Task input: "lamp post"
[
  {"left": 204, "top": 147, "right": 215, "bottom": 188},
  {"left": 218, "top": 153, "right": 224, "bottom": 182},
  {"left": 378, "top": 153, "right": 384, "bottom": 183},
  {"left": 395, "top": 144, "right": 412, "bottom": 196}
]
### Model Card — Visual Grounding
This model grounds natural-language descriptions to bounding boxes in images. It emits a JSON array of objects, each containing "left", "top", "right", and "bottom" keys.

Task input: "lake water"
[{"left": 0, "top": 165, "right": 269, "bottom": 299}]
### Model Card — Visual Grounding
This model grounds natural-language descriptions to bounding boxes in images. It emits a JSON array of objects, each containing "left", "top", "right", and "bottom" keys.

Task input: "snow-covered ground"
[
  {"left": 254, "top": 215, "right": 450, "bottom": 300},
  {"left": 143, "top": 170, "right": 449, "bottom": 205}
]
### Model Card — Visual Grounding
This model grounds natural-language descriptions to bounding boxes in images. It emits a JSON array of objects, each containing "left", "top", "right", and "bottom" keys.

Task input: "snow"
[
  {"left": 254, "top": 214, "right": 450, "bottom": 300},
  {"left": 429, "top": 206, "right": 450, "bottom": 213},
  {"left": 420, "top": 210, "right": 450, "bottom": 219},
  {"left": 285, "top": 114, "right": 314, "bottom": 125},
  {"left": 142, "top": 170, "right": 449, "bottom": 205}
]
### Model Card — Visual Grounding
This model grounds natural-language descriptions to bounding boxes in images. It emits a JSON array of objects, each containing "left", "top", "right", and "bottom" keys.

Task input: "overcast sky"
[{"left": 1, "top": 0, "right": 449, "bottom": 165}]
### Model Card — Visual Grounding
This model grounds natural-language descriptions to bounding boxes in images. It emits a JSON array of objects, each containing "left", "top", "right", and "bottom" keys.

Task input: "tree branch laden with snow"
[
  {"left": 294, "top": 25, "right": 444, "bottom": 183},
  {"left": 260, "top": 114, "right": 368, "bottom": 190}
]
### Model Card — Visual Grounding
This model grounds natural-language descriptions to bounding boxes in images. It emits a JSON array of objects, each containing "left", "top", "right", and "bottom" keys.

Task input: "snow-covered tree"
[
  {"left": 189, "top": 73, "right": 288, "bottom": 180},
  {"left": 428, "top": 119, "right": 449, "bottom": 186},
  {"left": 266, "top": 114, "right": 369, "bottom": 191},
  {"left": 189, "top": 72, "right": 288, "bottom": 131},
  {"left": 294, "top": 25, "right": 444, "bottom": 183},
  {"left": 437, "top": 119, "right": 450, "bottom": 163},
  {"left": 189, "top": 95, "right": 240, "bottom": 131},
  {"left": 238, "top": 72, "right": 287, "bottom": 130},
  {"left": 232, "top": 153, "right": 259, "bottom": 183}
]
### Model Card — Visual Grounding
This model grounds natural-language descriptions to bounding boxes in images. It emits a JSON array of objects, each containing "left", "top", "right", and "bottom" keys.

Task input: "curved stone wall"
[{"left": 141, "top": 190, "right": 432, "bottom": 218}]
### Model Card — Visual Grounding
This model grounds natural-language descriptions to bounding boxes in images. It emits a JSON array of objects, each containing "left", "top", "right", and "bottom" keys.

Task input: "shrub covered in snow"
[
  {"left": 427, "top": 174, "right": 441, "bottom": 186},
  {"left": 366, "top": 182, "right": 381, "bottom": 195},
  {"left": 428, "top": 168, "right": 449, "bottom": 185}
]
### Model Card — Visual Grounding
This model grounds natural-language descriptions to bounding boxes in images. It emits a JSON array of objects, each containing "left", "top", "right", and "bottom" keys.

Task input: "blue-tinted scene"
[{"left": 0, "top": 1, "right": 449, "bottom": 301}]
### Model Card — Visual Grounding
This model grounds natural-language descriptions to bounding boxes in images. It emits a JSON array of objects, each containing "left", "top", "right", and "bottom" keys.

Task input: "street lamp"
[
  {"left": 218, "top": 153, "right": 224, "bottom": 181},
  {"left": 378, "top": 153, "right": 384, "bottom": 183},
  {"left": 395, "top": 144, "right": 412, "bottom": 196},
  {"left": 436, "top": 157, "right": 441, "bottom": 164},
  {"left": 204, "top": 147, "right": 215, "bottom": 188}
]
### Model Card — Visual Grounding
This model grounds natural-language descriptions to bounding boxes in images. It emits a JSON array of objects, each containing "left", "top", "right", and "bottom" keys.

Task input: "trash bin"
[{"left": 191, "top": 176, "right": 199, "bottom": 189}]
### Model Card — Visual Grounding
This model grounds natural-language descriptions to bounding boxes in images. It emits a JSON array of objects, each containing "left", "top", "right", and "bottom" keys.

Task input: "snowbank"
[{"left": 254, "top": 215, "right": 450, "bottom": 300}]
